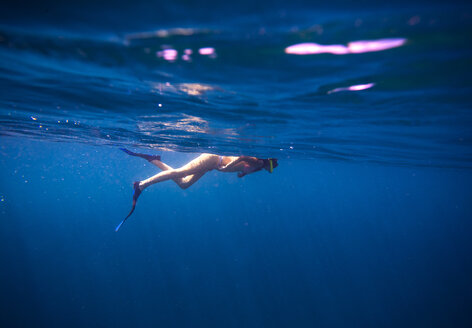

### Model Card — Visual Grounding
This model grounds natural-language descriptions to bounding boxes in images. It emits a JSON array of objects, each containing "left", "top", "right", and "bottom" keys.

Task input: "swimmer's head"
[{"left": 261, "top": 158, "right": 278, "bottom": 173}]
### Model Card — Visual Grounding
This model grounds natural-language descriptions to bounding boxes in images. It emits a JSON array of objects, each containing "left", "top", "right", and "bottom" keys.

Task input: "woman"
[{"left": 116, "top": 148, "right": 278, "bottom": 231}]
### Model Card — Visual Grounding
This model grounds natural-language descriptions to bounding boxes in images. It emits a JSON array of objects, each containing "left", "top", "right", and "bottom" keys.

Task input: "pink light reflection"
[
  {"left": 285, "top": 43, "right": 348, "bottom": 55},
  {"left": 328, "top": 83, "right": 375, "bottom": 94},
  {"left": 198, "top": 47, "right": 215, "bottom": 55},
  {"left": 157, "top": 49, "right": 178, "bottom": 61},
  {"left": 348, "top": 38, "right": 406, "bottom": 53},
  {"left": 285, "top": 38, "right": 406, "bottom": 55}
]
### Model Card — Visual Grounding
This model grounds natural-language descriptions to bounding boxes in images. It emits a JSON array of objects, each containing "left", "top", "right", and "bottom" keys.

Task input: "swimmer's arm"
[
  {"left": 236, "top": 156, "right": 263, "bottom": 178},
  {"left": 221, "top": 156, "right": 260, "bottom": 170},
  {"left": 238, "top": 167, "right": 262, "bottom": 178}
]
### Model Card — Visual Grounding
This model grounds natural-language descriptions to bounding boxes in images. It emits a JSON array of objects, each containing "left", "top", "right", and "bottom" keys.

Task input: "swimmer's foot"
[
  {"left": 120, "top": 148, "right": 161, "bottom": 162},
  {"left": 115, "top": 181, "right": 142, "bottom": 232}
]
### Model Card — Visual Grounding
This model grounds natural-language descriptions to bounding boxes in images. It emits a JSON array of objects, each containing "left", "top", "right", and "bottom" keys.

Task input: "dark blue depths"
[{"left": 0, "top": 139, "right": 471, "bottom": 327}]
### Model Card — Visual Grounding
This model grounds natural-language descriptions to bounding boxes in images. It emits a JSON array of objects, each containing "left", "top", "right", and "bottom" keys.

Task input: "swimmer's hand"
[{"left": 238, "top": 164, "right": 260, "bottom": 178}]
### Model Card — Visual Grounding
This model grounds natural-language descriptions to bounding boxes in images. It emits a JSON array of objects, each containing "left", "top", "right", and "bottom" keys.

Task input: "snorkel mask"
[{"left": 263, "top": 158, "right": 278, "bottom": 173}]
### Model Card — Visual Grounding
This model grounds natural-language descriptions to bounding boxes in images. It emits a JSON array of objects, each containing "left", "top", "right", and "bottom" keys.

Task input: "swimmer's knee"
[{"left": 179, "top": 182, "right": 190, "bottom": 190}]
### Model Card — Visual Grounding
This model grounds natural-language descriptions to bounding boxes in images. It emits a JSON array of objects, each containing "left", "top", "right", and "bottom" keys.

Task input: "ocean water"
[{"left": 1, "top": 1, "right": 472, "bottom": 327}]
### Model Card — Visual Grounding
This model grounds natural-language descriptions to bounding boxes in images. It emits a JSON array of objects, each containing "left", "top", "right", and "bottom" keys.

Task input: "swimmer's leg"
[
  {"left": 118, "top": 154, "right": 214, "bottom": 230},
  {"left": 138, "top": 154, "right": 214, "bottom": 190},
  {"left": 152, "top": 164, "right": 203, "bottom": 190},
  {"left": 148, "top": 160, "right": 206, "bottom": 189},
  {"left": 117, "top": 166, "right": 204, "bottom": 231},
  {"left": 178, "top": 171, "right": 206, "bottom": 189},
  {"left": 145, "top": 158, "right": 201, "bottom": 190},
  {"left": 121, "top": 148, "right": 198, "bottom": 189}
]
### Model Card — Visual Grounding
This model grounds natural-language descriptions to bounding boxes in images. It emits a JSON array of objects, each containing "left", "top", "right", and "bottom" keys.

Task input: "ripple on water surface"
[{"left": 0, "top": 6, "right": 471, "bottom": 168}]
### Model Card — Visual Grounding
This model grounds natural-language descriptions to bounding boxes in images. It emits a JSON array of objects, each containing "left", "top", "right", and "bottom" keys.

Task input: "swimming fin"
[
  {"left": 120, "top": 148, "right": 161, "bottom": 162},
  {"left": 116, "top": 181, "right": 142, "bottom": 232},
  {"left": 115, "top": 219, "right": 126, "bottom": 232}
]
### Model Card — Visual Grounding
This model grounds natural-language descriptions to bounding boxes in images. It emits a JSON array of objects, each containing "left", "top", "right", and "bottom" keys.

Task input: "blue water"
[{"left": 1, "top": 1, "right": 472, "bottom": 327}]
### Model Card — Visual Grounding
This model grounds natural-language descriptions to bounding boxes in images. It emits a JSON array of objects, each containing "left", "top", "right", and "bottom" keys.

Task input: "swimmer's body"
[{"left": 116, "top": 149, "right": 278, "bottom": 231}]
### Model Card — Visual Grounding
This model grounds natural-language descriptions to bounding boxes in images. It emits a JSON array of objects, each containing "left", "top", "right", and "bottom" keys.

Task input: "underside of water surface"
[{"left": 1, "top": 1, "right": 471, "bottom": 167}]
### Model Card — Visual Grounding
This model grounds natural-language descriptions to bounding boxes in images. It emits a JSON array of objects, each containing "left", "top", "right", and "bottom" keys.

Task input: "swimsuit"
[{"left": 217, "top": 156, "right": 224, "bottom": 170}]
